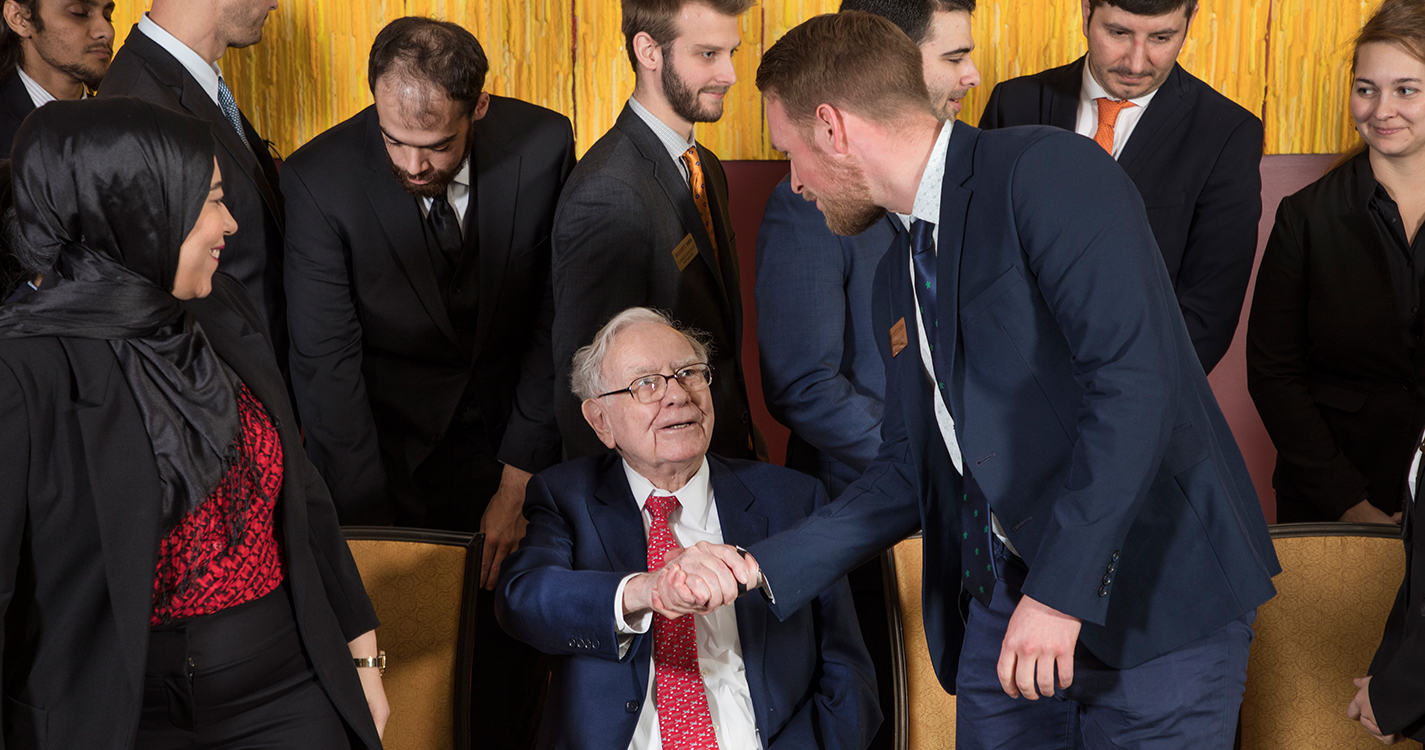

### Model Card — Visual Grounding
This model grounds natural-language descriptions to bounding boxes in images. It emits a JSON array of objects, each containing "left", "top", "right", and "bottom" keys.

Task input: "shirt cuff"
[{"left": 614, "top": 573, "right": 653, "bottom": 635}]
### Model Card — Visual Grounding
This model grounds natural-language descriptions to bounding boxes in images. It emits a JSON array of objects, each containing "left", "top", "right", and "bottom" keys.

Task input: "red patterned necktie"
[{"left": 645, "top": 493, "right": 719, "bottom": 750}]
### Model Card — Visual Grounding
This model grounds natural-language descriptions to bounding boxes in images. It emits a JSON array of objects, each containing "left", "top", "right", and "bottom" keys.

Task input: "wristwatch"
[{"left": 353, "top": 650, "right": 386, "bottom": 676}]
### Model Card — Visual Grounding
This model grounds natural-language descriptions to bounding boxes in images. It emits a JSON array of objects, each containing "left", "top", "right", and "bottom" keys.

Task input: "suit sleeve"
[
  {"left": 1370, "top": 577, "right": 1425, "bottom": 736},
  {"left": 755, "top": 182, "right": 884, "bottom": 473},
  {"left": 551, "top": 174, "right": 657, "bottom": 459},
  {"left": 496, "top": 121, "right": 577, "bottom": 473},
  {"left": 750, "top": 255, "right": 923, "bottom": 619},
  {"left": 1246, "top": 198, "right": 1369, "bottom": 519},
  {"left": 300, "top": 452, "right": 381, "bottom": 639},
  {"left": 281, "top": 163, "right": 393, "bottom": 525},
  {"left": 765, "top": 482, "right": 882, "bottom": 750},
  {"left": 1009, "top": 132, "right": 1180, "bottom": 624},
  {"left": 495, "top": 473, "right": 644, "bottom": 661},
  {"left": 0, "top": 357, "right": 28, "bottom": 748},
  {"left": 1173, "top": 116, "right": 1263, "bottom": 373}
]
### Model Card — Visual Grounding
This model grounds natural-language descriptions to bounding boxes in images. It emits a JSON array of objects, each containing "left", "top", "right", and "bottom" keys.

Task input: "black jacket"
[
  {"left": 980, "top": 58, "right": 1264, "bottom": 373},
  {"left": 0, "top": 70, "right": 34, "bottom": 159},
  {"left": 1247, "top": 151, "right": 1425, "bottom": 522},
  {"left": 551, "top": 105, "right": 755, "bottom": 460},
  {"left": 0, "top": 274, "right": 380, "bottom": 749},
  {"left": 281, "top": 99, "right": 574, "bottom": 525}
]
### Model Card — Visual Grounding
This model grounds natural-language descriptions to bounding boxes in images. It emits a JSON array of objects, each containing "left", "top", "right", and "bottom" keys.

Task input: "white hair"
[{"left": 569, "top": 307, "right": 713, "bottom": 400}]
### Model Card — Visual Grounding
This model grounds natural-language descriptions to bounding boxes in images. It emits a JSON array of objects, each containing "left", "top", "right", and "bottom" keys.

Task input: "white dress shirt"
[
  {"left": 136, "top": 14, "right": 225, "bottom": 108},
  {"left": 897, "top": 120, "right": 1018, "bottom": 555},
  {"left": 629, "top": 95, "right": 695, "bottom": 186},
  {"left": 417, "top": 158, "right": 473, "bottom": 231},
  {"left": 1410, "top": 439, "right": 1423, "bottom": 502},
  {"left": 1074, "top": 60, "right": 1159, "bottom": 160},
  {"left": 610, "top": 458, "right": 763, "bottom": 750},
  {"left": 16, "top": 69, "right": 87, "bottom": 108}
]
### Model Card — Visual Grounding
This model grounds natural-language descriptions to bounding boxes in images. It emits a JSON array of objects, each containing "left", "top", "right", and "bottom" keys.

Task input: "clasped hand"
[{"left": 622, "top": 542, "right": 760, "bottom": 619}]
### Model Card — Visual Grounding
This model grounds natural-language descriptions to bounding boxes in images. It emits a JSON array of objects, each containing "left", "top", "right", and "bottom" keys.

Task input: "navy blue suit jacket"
[
  {"left": 750, "top": 122, "right": 1279, "bottom": 689},
  {"left": 496, "top": 454, "right": 880, "bottom": 750},
  {"left": 756, "top": 178, "right": 895, "bottom": 496}
]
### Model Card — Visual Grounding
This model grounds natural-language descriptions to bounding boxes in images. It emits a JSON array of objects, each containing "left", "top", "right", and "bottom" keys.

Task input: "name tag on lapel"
[
  {"left": 671, "top": 234, "right": 699, "bottom": 271},
  {"left": 889, "top": 317, "right": 908, "bottom": 357}
]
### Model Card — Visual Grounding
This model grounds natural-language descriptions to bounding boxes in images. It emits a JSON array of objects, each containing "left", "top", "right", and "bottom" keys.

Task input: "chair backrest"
[
  {"left": 343, "top": 527, "right": 483, "bottom": 750},
  {"left": 1240, "top": 523, "right": 1416, "bottom": 749},
  {"left": 884, "top": 533, "right": 956, "bottom": 750}
]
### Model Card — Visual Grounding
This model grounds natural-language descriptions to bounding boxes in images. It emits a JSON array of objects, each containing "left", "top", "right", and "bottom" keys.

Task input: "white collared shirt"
[
  {"left": 1411, "top": 439, "right": 1423, "bottom": 502},
  {"left": 16, "top": 68, "right": 87, "bottom": 108},
  {"left": 137, "top": 14, "right": 224, "bottom": 108},
  {"left": 610, "top": 457, "right": 763, "bottom": 750},
  {"left": 1074, "top": 59, "right": 1159, "bottom": 159},
  {"left": 897, "top": 120, "right": 1018, "bottom": 554},
  {"left": 417, "top": 157, "right": 473, "bottom": 231},
  {"left": 629, "top": 95, "right": 696, "bottom": 186}
]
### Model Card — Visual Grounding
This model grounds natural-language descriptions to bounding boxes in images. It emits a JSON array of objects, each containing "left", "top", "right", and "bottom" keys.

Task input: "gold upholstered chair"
[
  {"left": 344, "top": 527, "right": 483, "bottom": 750},
  {"left": 884, "top": 533, "right": 957, "bottom": 750},
  {"left": 1239, "top": 523, "right": 1418, "bottom": 749}
]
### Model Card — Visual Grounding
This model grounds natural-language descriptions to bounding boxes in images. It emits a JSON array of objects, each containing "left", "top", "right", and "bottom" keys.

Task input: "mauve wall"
[{"left": 724, "top": 154, "right": 1340, "bottom": 524}]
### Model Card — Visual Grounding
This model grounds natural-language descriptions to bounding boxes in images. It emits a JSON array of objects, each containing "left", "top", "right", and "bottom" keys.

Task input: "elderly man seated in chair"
[{"left": 496, "top": 307, "right": 880, "bottom": 750}]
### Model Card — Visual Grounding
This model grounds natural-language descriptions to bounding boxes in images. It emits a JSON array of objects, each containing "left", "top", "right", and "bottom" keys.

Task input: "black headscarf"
[{"left": 0, "top": 98, "right": 243, "bottom": 539}]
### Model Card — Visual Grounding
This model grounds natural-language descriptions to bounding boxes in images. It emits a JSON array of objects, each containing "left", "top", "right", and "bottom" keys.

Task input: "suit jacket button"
[
  {"left": 453, "top": 285, "right": 463, "bottom": 295},
  {"left": 626, "top": 700, "right": 639, "bottom": 713},
  {"left": 1111, "top": 551, "right": 1120, "bottom": 561},
  {"left": 567, "top": 638, "right": 576, "bottom": 647},
  {"left": 1098, "top": 585, "right": 1108, "bottom": 597},
  {"left": 1102, "top": 574, "right": 1111, "bottom": 585}
]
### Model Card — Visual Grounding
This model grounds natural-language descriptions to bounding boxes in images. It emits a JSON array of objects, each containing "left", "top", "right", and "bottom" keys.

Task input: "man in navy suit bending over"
[
  {"left": 672, "top": 12, "right": 1280, "bottom": 749},
  {"left": 496, "top": 307, "right": 879, "bottom": 750}
]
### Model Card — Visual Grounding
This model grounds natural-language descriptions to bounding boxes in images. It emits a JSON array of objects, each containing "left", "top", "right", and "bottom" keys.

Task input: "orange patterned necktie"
[
  {"left": 1093, "top": 97, "right": 1137, "bottom": 155},
  {"left": 681, "top": 146, "right": 719, "bottom": 257}
]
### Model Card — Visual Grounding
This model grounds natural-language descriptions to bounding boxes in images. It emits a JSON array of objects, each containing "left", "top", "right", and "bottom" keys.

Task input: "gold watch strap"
[{"left": 353, "top": 650, "right": 386, "bottom": 675}]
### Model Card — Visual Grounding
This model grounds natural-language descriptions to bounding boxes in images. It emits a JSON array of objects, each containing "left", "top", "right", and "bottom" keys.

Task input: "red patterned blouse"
[{"left": 150, "top": 384, "right": 286, "bottom": 624}]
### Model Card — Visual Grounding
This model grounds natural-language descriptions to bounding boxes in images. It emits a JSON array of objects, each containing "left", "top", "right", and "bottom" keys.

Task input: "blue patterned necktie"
[
  {"left": 217, "top": 77, "right": 252, "bottom": 152},
  {"left": 909, "top": 218, "right": 995, "bottom": 605}
]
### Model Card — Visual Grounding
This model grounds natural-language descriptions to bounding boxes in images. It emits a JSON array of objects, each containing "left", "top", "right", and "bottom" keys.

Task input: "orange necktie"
[
  {"left": 681, "top": 146, "right": 719, "bottom": 256},
  {"left": 1093, "top": 97, "right": 1137, "bottom": 155}
]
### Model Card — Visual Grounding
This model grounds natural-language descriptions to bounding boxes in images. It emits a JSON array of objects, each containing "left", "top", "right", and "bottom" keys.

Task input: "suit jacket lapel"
[
  {"left": 360, "top": 112, "right": 460, "bottom": 346},
  {"left": 1117, "top": 64, "right": 1190, "bottom": 175},
  {"left": 1047, "top": 57, "right": 1083, "bottom": 131},
  {"left": 936, "top": 123, "right": 975, "bottom": 389},
  {"left": 470, "top": 119, "right": 520, "bottom": 356},
  {"left": 1, "top": 72, "right": 34, "bottom": 133}
]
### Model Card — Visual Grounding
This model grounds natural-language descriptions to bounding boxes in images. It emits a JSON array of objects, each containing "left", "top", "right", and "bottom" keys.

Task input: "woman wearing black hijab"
[{"left": 0, "top": 98, "right": 388, "bottom": 748}]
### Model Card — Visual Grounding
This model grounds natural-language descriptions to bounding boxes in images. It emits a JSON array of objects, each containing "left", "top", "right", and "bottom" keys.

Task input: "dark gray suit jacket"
[
  {"left": 99, "top": 25, "right": 287, "bottom": 364},
  {"left": 980, "top": 59, "right": 1264, "bottom": 374},
  {"left": 551, "top": 104, "right": 755, "bottom": 460}
]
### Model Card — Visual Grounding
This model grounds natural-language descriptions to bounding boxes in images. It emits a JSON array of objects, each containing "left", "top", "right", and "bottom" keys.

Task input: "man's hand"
[
  {"left": 997, "top": 594, "right": 1082, "bottom": 700},
  {"left": 479, "top": 465, "right": 533, "bottom": 590},
  {"left": 1349, "top": 676, "right": 1403, "bottom": 744},
  {"left": 649, "top": 542, "right": 759, "bottom": 615},
  {"left": 1340, "top": 499, "right": 1403, "bottom": 525}
]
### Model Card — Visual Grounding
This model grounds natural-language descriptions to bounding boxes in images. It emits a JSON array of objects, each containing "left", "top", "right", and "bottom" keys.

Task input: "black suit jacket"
[
  {"left": 0, "top": 274, "right": 380, "bottom": 750},
  {"left": 282, "top": 99, "right": 574, "bottom": 525},
  {"left": 551, "top": 105, "right": 755, "bottom": 460},
  {"left": 98, "top": 26, "right": 288, "bottom": 362},
  {"left": 1247, "top": 152, "right": 1425, "bottom": 522},
  {"left": 980, "top": 58, "right": 1264, "bottom": 373},
  {"left": 1372, "top": 463, "right": 1425, "bottom": 739},
  {"left": 0, "top": 70, "right": 34, "bottom": 159}
]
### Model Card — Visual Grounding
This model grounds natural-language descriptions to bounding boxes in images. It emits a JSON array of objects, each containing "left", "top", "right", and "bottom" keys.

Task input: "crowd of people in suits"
[{"left": 3, "top": 0, "right": 1425, "bottom": 746}]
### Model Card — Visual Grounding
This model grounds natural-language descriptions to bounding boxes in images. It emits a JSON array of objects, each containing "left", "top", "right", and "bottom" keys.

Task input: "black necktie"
[{"left": 427, "top": 195, "right": 463, "bottom": 271}]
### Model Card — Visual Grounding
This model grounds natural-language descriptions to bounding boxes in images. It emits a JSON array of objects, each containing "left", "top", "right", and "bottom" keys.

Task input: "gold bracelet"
[{"left": 353, "top": 650, "right": 386, "bottom": 676}]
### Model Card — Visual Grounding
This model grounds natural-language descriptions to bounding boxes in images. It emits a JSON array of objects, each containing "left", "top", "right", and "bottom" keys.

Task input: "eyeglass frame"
[{"left": 596, "top": 363, "right": 714, "bottom": 404}]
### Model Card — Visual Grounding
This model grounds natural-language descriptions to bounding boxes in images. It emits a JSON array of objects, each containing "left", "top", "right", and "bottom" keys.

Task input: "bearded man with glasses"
[{"left": 495, "top": 306, "right": 880, "bottom": 750}]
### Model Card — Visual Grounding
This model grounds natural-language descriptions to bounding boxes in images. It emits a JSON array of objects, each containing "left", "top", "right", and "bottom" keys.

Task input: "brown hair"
[
  {"left": 837, "top": 0, "right": 976, "bottom": 45},
  {"left": 1336, "top": 0, "right": 1425, "bottom": 165},
  {"left": 622, "top": 0, "right": 755, "bottom": 71},
  {"left": 368, "top": 17, "right": 489, "bottom": 113},
  {"left": 756, "top": 11, "right": 930, "bottom": 127}
]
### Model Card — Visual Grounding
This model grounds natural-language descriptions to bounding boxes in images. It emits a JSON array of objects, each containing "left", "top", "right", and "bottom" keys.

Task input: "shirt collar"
[
  {"left": 628, "top": 95, "right": 697, "bottom": 165},
  {"left": 1080, "top": 58, "right": 1160, "bottom": 109},
  {"left": 898, "top": 120, "right": 954, "bottom": 230},
  {"left": 16, "top": 68, "right": 89, "bottom": 108},
  {"left": 624, "top": 456, "right": 714, "bottom": 529},
  {"left": 138, "top": 13, "right": 222, "bottom": 104}
]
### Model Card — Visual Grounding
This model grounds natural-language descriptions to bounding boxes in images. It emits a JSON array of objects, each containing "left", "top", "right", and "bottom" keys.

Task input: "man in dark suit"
[
  {"left": 497, "top": 307, "right": 880, "bottom": 750},
  {"left": 0, "top": 0, "right": 113, "bottom": 157},
  {"left": 282, "top": 17, "right": 574, "bottom": 748},
  {"left": 552, "top": 0, "right": 758, "bottom": 462},
  {"left": 977, "top": 0, "right": 1263, "bottom": 374},
  {"left": 673, "top": 13, "right": 1278, "bottom": 748},
  {"left": 99, "top": 0, "right": 287, "bottom": 355}
]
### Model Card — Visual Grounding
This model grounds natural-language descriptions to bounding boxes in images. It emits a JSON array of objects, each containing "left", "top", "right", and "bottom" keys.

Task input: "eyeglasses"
[{"left": 598, "top": 363, "right": 714, "bottom": 404}]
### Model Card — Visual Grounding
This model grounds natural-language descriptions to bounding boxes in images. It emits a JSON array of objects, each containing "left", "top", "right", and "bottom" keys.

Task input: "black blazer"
[
  {"left": 99, "top": 26, "right": 288, "bottom": 364},
  {"left": 0, "top": 70, "right": 34, "bottom": 159},
  {"left": 282, "top": 99, "right": 575, "bottom": 525},
  {"left": 1247, "top": 152, "right": 1425, "bottom": 522},
  {"left": 551, "top": 105, "right": 755, "bottom": 460},
  {"left": 1372, "top": 479, "right": 1425, "bottom": 739},
  {"left": 979, "top": 58, "right": 1264, "bottom": 373},
  {"left": 0, "top": 274, "right": 380, "bottom": 749}
]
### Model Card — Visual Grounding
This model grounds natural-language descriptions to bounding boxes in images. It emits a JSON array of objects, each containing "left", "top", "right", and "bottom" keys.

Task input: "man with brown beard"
[
  {"left": 0, "top": 0, "right": 113, "bottom": 158},
  {"left": 551, "top": 0, "right": 759, "bottom": 463},
  {"left": 280, "top": 17, "right": 574, "bottom": 748}
]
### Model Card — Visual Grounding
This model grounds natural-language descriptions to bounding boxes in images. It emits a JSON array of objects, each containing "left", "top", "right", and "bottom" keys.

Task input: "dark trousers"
[
  {"left": 412, "top": 418, "right": 548, "bottom": 750},
  {"left": 954, "top": 540, "right": 1255, "bottom": 750},
  {"left": 137, "top": 585, "right": 357, "bottom": 749}
]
